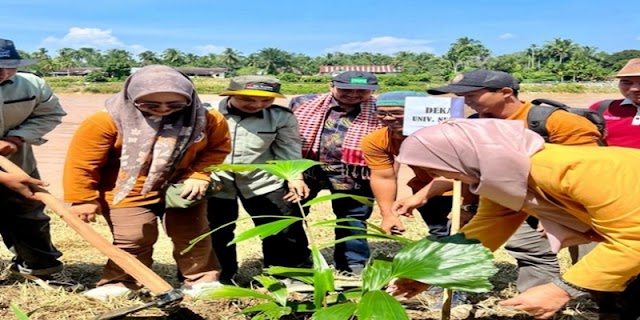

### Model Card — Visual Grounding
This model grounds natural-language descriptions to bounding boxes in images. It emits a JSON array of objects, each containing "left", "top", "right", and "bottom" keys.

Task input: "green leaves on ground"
[
  {"left": 205, "top": 159, "right": 322, "bottom": 181},
  {"left": 356, "top": 290, "right": 409, "bottom": 320},
  {"left": 391, "top": 233, "right": 497, "bottom": 292},
  {"left": 311, "top": 246, "right": 334, "bottom": 308},
  {"left": 10, "top": 303, "right": 30, "bottom": 320}
]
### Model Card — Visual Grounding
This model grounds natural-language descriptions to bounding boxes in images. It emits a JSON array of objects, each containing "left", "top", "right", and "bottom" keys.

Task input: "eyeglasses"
[
  {"left": 134, "top": 101, "right": 190, "bottom": 110},
  {"left": 376, "top": 110, "right": 404, "bottom": 119}
]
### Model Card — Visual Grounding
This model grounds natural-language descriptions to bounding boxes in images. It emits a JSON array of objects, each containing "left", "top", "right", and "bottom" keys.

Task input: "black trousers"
[
  {"left": 0, "top": 169, "right": 63, "bottom": 275},
  {"left": 207, "top": 185, "right": 310, "bottom": 281}
]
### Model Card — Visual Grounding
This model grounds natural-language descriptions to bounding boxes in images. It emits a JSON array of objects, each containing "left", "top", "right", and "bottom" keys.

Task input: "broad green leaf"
[
  {"left": 312, "top": 302, "right": 357, "bottom": 320},
  {"left": 10, "top": 303, "right": 29, "bottom": 320},
  {"left": 356, "top": 290, "right": 409, "bottom": 320},
  {"left": 241, "top": 301, "right": 292, "bottom": 320},
  {"left": 303, "top": 193, "right": 374, "bottom": 207},
  {"left": 198, "top": 285, "right": 274, "bottom": 301},
  {"left": 253, "top": 275, "right": 288, "bottom": 306},
  {"left": 390, "top": 233, "right": 497, "bottom": 292},
  {"left": 229, "top": 217, "right": 302, "bottom": 245},
  {"left": 362, "top": 258, "right": 394, "bottom": 292},
  {"left": 205, "top": 159, "right": 322, "bottom": 181},
  {"left": 265, "top": 266, "right": 314, "bottom": 284},
  {"left": 311, "top": 246, "right": 334, "bottom": 308}
]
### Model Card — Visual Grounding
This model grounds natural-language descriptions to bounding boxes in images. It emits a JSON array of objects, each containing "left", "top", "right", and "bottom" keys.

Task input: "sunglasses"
[{"left": 134, "top": 101, "right": 190, "bottom": 110}]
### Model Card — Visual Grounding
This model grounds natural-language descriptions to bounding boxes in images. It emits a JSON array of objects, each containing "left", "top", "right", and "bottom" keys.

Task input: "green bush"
[
  {"left": 84, "top": 70, "right": 108, "bottom": 82},
  {"left": 299, "top": 75, "right": 331, "bottom": 83},
  {"left": 382, "top": 76, "right": 410, "bottom": 86},
  {"left": 278, "top": 73, "right": 301, "bottom": 82}
]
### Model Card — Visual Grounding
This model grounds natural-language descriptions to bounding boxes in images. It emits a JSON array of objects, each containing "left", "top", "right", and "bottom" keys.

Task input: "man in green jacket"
[{"left": 0, "top": 38, "right": 82, "bottom": 291}]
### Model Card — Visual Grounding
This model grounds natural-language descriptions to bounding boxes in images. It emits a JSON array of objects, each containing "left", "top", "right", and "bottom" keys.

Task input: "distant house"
[
  {"left": 319, "top": 65, "right": 401, "bottom": 76},
  {"left": 175, "top": 67, "right": 227, "bottom": 78},
  {"left": 48, "top": 67, "right": 101, "bottom": 77}
]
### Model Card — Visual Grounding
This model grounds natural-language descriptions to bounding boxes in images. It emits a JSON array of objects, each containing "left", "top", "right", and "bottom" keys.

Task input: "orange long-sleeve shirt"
[{"left": 63, "top": 109, "right": 231, "bottom": 207}]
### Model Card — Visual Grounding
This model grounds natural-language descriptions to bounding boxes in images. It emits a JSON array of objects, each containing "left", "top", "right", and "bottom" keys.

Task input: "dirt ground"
[{"left": 0, "top": 93, "right": 617, "bottom": 319}]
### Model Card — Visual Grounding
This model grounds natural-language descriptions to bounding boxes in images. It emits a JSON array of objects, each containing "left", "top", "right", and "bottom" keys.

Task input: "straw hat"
[{"left": 615, "top": 58, "right": 640, "bottom": 77}]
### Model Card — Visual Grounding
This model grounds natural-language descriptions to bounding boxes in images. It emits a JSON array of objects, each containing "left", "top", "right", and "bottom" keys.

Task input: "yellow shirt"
[{"left": 460, "top": 144, "right": 640, "bottom": 291}]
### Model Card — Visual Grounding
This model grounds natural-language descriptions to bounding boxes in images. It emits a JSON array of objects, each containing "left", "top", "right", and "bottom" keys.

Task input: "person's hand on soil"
[
  {"left": 392, "top": 194, "right": 425, "bottom": 217},
  {"left": 180, "top": 178, "right": 210, "bottom": 200},
  {"left": 0, "top": 172, "right": 48, "bottom": 200},
  {"left": 69, "top": 200, "right": 102, "bottom": 223},
  {"left": 284, "top": 179, "right": 309, "bottom": 202},
  {"left": 381, "top": 215, "right": 405, "bottom": 235},
  {"left": 386, "top": 278, "right": 431, "bottom": 300},
  {"left": 499, "top": 283, "right": 571, "bottom": 319},
  {"left": 0, "top": 140, "right": 19, "bottom": 156}
]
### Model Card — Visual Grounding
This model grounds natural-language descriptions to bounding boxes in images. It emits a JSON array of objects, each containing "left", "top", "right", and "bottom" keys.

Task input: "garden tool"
[{"left": 0, "top": 156, "right": 184, "bottom": 319}]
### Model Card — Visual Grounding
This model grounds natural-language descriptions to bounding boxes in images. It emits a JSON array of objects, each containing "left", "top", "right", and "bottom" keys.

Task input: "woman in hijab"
[
  {"left": 388, "top": 119, "right": 640, "bottom": 319},
  {"left": 63, "top": 65, "right": 231, "bottom": 301}
]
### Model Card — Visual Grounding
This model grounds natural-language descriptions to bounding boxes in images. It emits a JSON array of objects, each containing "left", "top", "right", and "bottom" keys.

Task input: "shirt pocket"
[
  {"left": 256, "top": 131, "right": 277, "bottom": 145},
  {"left": 2, "top": 96, "right": 37, "bottom": 129}
]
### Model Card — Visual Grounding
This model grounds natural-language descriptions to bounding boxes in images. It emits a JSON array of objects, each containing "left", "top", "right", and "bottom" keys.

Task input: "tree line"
[{"left": 18, "top": 37, "right": 639, "bottom": 83}]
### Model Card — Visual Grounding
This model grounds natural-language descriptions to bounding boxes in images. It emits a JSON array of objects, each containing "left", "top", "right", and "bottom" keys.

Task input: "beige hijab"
[
  {"left": 397, "top": 119, "right": 593, "bottom": 251},
  {"left": 105, "top": 65, "right": 206, "bottom": 204}
]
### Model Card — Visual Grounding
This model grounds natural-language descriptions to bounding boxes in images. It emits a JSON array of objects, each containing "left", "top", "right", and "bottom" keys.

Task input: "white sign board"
[{"left": 402, "top": 96, "right": 465, "bottom": 136}]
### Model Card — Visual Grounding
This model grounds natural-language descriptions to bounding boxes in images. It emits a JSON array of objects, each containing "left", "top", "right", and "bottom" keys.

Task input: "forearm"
[
  {"left": 414, "top": 177, "right": 454, "bottom": 202},
  {"left": 371, "top": 170, "right": 398, "bottom": 217}
]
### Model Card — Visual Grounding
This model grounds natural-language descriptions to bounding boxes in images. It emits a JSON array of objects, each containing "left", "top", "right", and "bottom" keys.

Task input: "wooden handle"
[
  {"left": 441, "top": 180, "right": 462, "bottom": 320},
  {"left": 0, "top": 156, "right": 173, "bottom": 294}
]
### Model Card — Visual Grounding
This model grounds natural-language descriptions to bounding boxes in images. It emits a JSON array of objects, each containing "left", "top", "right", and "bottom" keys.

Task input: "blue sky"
[{"left": 2, "top": 0, "right": 638, "bottom": 58}]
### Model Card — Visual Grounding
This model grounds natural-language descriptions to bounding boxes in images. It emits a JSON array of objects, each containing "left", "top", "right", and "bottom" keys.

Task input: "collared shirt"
[
  {"left": 0, "top": 72, "right": 66, "bottom": 174},
  {"left": 589, "top": 98, "right": 640, "bottom": 148},
  {"left": 212, "top": 98, "right": 303, "bottom": 199}
]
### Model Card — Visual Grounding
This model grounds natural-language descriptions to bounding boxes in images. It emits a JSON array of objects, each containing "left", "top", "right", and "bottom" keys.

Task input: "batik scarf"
[
  {"left": 105, "top": 65, "right": 206, "bottom": 204},
  {"left": 294, "top": 92, "right": 379, "bottom": 166}
]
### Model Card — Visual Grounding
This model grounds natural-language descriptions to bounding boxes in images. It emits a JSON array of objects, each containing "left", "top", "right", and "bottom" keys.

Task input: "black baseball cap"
[
  {"left": 332, "top": 71, "right": 380, "bottom": 90},
  {"left": 427, "top": 70, "right": 520, "bottom": 95}
]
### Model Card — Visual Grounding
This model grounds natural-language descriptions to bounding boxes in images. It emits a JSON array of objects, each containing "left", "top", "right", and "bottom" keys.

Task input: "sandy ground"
[{"left": 35, "top": 92, "right": 620, "bottom": 201}]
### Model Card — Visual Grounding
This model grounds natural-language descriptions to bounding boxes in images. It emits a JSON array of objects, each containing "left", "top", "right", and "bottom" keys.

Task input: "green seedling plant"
[{"left": 183, "top": 159, "right": 498, "bottom": 320}]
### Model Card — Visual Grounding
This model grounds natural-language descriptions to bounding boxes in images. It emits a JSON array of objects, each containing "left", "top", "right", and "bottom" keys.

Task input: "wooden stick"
[
  {"left": 0, "top": 156, "right": 174, "bottom": 294},
  {"left": 441, "top": 180, "right": 462, "bottom": 320}
]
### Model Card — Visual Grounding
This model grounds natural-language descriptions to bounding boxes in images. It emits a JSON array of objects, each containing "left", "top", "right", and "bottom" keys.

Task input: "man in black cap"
[
  {"left": 289, "top": 71, "right": 381, "bottom": 276},
  {"left": 0, "top": 38, "right": 83, "bottom": 290},
  {"left": 395, "top": 69, "right": 601, "bottom": 293}
]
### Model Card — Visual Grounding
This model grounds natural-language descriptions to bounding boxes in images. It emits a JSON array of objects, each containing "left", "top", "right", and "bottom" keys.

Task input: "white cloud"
[
  {"left": 194, "top": 44, "right": 226, "bottom": 55},
  {"left": 498, "top": 33, "right": 516, "bottom": 40},
  {"left": 42, "top": 27, "right": 148, "bottom": 54},
  {"left": 326, "top": 36, "right": 435, "bottom": 54}
]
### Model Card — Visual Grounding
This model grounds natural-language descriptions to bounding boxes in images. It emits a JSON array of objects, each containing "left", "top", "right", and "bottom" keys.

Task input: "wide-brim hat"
[
  {"left": 0, "top": 39, "right": 39, "bottom": 68},
  {"left": 219, "top": 75, "right": 286, "bottom": 98},
  {"left": 614, "top": 58, "right": 640, "bottom": 77}
]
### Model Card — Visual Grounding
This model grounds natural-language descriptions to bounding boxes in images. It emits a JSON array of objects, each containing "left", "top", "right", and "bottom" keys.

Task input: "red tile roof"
[{"left": 319, "top": 65, "right": 400, "bottom": 73}]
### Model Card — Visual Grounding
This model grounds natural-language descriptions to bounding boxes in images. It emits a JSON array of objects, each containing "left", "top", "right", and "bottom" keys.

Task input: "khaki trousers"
[{"left": 97, "top": 202, "right": 220, "bottom": 288}]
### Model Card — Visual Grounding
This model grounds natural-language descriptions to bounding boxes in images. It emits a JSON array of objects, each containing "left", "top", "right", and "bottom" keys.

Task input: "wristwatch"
[
  {"left": 461, "top": 203, "right": 478, "bottom": 213},
  {"left": 551, "top": 277, "right": 590, "bottom": 299}
]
